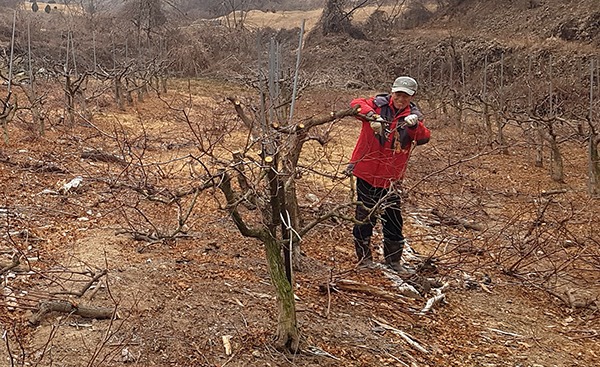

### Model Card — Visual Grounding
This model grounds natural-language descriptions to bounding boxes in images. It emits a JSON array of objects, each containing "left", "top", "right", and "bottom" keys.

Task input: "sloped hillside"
[
  {"left": 433, "top": 0, "right": 600, "bottom": 45},
  {"left": 298, "top": 0, "right": 600, "bottom": 93}
]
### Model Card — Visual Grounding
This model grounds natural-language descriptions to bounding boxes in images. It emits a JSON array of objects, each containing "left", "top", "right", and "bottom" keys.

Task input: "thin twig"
[{"left": 51, "top": 269, "right": 107, "bottom": 297}]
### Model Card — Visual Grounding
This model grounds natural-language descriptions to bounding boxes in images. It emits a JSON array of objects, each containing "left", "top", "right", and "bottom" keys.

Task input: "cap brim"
[{"left": 392, "top": 87, "right": 416, "bottom": 96}]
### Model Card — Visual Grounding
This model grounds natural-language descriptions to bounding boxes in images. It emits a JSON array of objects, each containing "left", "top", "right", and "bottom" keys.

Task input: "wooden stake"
[
  {"left": 7, "top": 11, "right": 16, "bottom": 92},
  {"left": 590, "top": 59, "right": 594, "bottom": 124},
  {"left": 289, "top": 19, "right": 305, "bottom": 125},
  {"left": 549, "top": 54, "right": 553, "bottom": 116}
]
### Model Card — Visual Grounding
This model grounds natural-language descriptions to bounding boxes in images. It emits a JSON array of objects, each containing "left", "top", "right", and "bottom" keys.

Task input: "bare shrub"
[
  {"left": 319, "top": 0, "right": 366, "bottom": 39},
  {"left": 399, "top": 1, "right": 433, "bottom": 29},
  {"left": 363, "top": 9, "right": 389, "bottom": 36}
]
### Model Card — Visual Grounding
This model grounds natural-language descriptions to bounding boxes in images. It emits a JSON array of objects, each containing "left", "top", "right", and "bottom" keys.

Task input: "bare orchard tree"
[
  {"left": 109, "top": 90, "right": 358, "bottom": 350},
  {"left": 55, "top": 67, "right": 89, "bottom": 127},
  {"left": 320, "top": 0, "right": 367, "bottom": 39},
  {"left": 201, "top": 32, "right": 360, "bottom": 349},
  {"left": 0, "top": 91, "right": 17, "bottom": 145},
  {"left": 589, "top": 124, "right": 600, "bottom": 196},
  {"left": 123, "top": 0, "right": 167, "bottom": 40},
  {"left": 531, "top": 115, "right": 565, "bottom": 182},
  {"left": 214, "top": 96, "right": 358, "bottom": 350},
  {"left": 587, "top": 60, "right": 600, "bottom": 197},
  {"left": 13, "top": 76, "right": 48, "bottom": 137},
  {"left": 220, "top": 0, "right": 251, "bottom": 30}
]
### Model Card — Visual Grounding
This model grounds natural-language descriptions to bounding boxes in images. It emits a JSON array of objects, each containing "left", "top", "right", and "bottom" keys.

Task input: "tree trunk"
[
  {"left": 126, "top": 90, "right": 134, "bottom": 106},
  {"left": 23, "top": 87, "right": 44, "bottom": 136},
  {"left": 33, "top": 106, "right": 44, "bottom": 136},
  {"left": 455, "top": 95, "right": 463, "bottom": 131},
  {"left": 1, "top": 100, "right": 17, "bottom": 145},
  {"left": 524, "top": 120, "right": 535, "bottom": 163},
  {"left": 114, "top": 79, "right": 120, "bottom": 106},
  {"left": 496, "top": 112, "right": 508, "bottom": 154},
  {"left": 114, "top": 78, "right": 124, "bottom": 110},
  {"left": 549, "top": 137, "right": 564, "bottom": 182},
  {"left": 534, "top": 121, "right": 544, "bottom": 167},
  {"left": 589, "top": 134, "right": 600, "bottom": 197},
  {"left": 161, "top": 76, "right": 167, "bottom": 94},
  {"left": 441, "top": 102, "right": 449, "bottom": 125},
  {"left": 218, "top": 170, "right": 299, "bottom": 352},
  {"left": 284, "top": 182, "right": 303, "bottom": 270},
  {"left": 482, "top": 102, "right": 492, "bottom": 143},
  {"left": 263, "top": 232, "right": 299, "bottom": 351},
  {"left": 65, "top": 76, "right": 75, "bottom": 128},
  {"left": 1, "top": 117, "right": 8, "bottom": 144},
  {"left": 66, "top": 92, "right": 75, "bottom": 127},
  {"left": 153, "top": 76, "right": 159, "bottom": 94},
  {"left": 282, "top": 135, "right": 305, "bottom": 270},
  {"left": 78, "top": 92, "right": 92, "bottom": 122}
]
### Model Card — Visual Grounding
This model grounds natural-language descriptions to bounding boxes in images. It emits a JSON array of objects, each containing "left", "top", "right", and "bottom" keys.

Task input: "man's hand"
[
  {"left": 404, "top": 114, "right": 419, "bottom": 127},
  {"left": 344, "top": 163, "right": 355, "bottom": 177},
  {"left": 369, "top": 114, "right": 385, "bottom": 135},
  {"left": 370, "top": 121, "right": 382, "bottom": 135}
]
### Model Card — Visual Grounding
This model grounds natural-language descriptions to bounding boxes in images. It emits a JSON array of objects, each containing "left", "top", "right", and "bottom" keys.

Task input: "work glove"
[
  {"left": 404, "top": 114, "right": 419, "bottom": 127},
  {"left": 367, "top": 112, "right": 386, "bottom": 135},
  {"left": 344, "top": 163, "right": 355, "bottom": 177}
]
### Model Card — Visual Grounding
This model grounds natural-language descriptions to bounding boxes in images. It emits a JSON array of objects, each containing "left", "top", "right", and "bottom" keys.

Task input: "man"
[{"left": 347, "top": 76, "right": 430, "bottom": 276}]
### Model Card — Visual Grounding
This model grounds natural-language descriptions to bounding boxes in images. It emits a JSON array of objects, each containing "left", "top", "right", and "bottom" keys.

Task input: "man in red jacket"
[{"left": 348, "top": 76, "right": 430, "bottom": 276}]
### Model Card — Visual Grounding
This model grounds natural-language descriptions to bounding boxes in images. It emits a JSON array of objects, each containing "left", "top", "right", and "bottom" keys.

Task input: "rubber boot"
[
  {"left": 384, "top": 239, "right": 414, "bottom": 277},
  {"left": 354, "top": 237, "right": 373, "bottom": 267}
]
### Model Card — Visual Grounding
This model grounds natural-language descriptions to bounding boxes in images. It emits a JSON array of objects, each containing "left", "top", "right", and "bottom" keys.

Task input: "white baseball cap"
[{"left": 391, "top": 76, "right": 418, "bottom": 95}]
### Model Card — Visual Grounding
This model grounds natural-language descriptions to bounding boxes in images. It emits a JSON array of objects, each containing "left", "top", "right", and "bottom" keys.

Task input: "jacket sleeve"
[
  {"left": 406, "top": 103, "right": 429, "bottom": 145},
  {"left": 408, "top": 121, "right": 431, "bottom": 146},
  {"left": 350, "top": 97, "right": 377, "bottom": 121},
  {"left": 409, "top": 103, "right": 424, "bottom": 122}
]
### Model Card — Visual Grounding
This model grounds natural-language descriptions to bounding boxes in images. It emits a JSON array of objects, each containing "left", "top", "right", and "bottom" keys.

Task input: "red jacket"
[{"left": 350, "top": 94, "right": 430, "bottom": 188}]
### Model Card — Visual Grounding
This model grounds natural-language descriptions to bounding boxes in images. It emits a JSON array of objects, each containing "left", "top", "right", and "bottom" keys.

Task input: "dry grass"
[
  {"left": 218, "top": 5, "right": 405, "bottom": 31},
  {"left": 20, "top": 2, "right": 83, "bottom": 14}
]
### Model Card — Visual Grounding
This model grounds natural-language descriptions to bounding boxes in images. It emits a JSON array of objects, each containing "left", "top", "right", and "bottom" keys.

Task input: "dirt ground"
[{"left": 1, "top": 76, "right": 598, "bottom": 367}]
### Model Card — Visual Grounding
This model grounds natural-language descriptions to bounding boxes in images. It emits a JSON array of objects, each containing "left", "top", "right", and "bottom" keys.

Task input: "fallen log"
[
  {"left": 29, "top": 300, "right": 116, "bottom": 326},
  {"left": 81, "top": 148, "right": 127, "bottom": 165},
  {"left": 373, "top": 318, "right": 429, "bottom": 354},
  {"left": 431, "top": 208, "right": 484, "bottom": 231},
  {"left": 0, "top": 156, "right": 68, "bottom": 173}
]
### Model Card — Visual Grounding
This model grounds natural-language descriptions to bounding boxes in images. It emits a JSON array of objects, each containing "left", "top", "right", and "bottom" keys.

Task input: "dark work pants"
[{"left": 352, "top": 177, "right": 404, "bottom": 242}]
